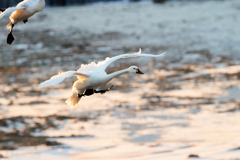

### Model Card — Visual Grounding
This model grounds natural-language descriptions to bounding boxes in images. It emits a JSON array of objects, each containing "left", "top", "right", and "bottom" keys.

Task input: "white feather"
[
  {"left": 0, "top": 0, "right": 45, "bottom": 22},
  {"left": 0, "top": 6, "right": 26, "bottom": 19},
  {"left": 39, "top": 71, "right": 89, "bottom": 88},
  {"left": 77, "top": 50, "right": 141, "bottom": 73},
  {"left": 39, "top": 49, "right": 166, "bottom": 107},
  {"left": 78, "top": 49, "right": 166, "bottom": 73}
]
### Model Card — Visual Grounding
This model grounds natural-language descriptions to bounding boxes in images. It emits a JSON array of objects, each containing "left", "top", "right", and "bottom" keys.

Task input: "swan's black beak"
[{"left": 136, "top": 69, "right": 144, "bottom": 74}]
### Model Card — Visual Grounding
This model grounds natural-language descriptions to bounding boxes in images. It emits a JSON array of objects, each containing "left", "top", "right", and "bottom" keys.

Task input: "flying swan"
[
  {"left": 39, "top": 49, "right": 165, "bottom": 107},
  {"left": 0, "top": 0, "right": 45, "bottom": 45}
]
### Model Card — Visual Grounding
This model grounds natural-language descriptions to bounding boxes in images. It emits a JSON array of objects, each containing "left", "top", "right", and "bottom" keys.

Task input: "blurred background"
[
  {"left": 1, "top": 0, "right": 189, "bottom": 7},
  {"left": 0, "top": 0, "right": 240, "bottom": 159}
]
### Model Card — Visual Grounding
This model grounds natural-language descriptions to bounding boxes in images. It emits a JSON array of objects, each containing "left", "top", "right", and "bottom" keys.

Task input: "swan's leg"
[
  {"left": 83, "top": 89, "right": 94, "bottom": 96},
  {"left": 78, "top": 89, "right": 95, "bottom": 98},
  {"left": 94, "top": 85, "right": 114, "bottom": 95},
  {"left": 78, "top": 93, "right": 83, "bottom": 98},
  {"left": 23, "top": 19, "right": 28, "bottom": 24},
  {"left": 7, "top": 24, "right": 15, "bottom": 45}
]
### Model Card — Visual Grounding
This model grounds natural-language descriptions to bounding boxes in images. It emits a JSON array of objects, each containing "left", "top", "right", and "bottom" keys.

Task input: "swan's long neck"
[{"left": 107, "top": 68, "right": 129, "bottom": 81}]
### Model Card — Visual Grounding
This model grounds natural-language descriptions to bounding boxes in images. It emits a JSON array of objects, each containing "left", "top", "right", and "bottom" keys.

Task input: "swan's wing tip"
[
  {"left": 38, "top": 82, "right": 49, "bottom": 89},
  {"left": 138, "top": 48, "right": 142, "bottom": 55},
  {"left": 161, "top": 52, "right": 166, "bottom": 56},
  {"left": 155, "top": 52, "right": 166, "bottom": 57},
  {"left": 38, "top": 84, "right": 46, "bottom": 88},
  {"left": 38, "top": 85, "right": 44, "bottom": 89}
]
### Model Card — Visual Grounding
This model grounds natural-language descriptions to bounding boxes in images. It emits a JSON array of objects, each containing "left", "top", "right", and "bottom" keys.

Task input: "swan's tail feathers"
[
  {"left": 65, "top": 93, "right": 81, "bottom": 107},
  {"left": 7, "top": 22, "right": 12, "bottom": 29}
]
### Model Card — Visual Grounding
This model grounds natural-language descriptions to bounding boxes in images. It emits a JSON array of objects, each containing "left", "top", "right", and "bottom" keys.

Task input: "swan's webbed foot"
[
  {"left": 83, "top": 89, "right": 94, "bottom": 96},
  {"left": 7, "top": 32, "right": 15, "bottom": 45},
  {"left": 78, "top": 86, "right": 113, "bottom": 98},
  {"left": 7, "top": 24, "right": 14, "bottom": 45},
  {"left": 78, "top": 89, "right": 95, "bottom": 98},
  {"left": 23, "top": 19, "right": 28, "bottom": 24},
  {"left": 78, "top": 93, "right": 83, "bottom": 98},
  {"left": 94, "top": 85, "right": 114, "bottom": 95}
]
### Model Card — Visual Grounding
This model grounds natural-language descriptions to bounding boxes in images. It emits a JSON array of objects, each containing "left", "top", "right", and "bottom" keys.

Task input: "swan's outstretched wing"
[
  {"left": 136, "top": 53, "right": 166, "bottom": 57},
  {"left": 77, "top": 49, "right": 165, "bottom": 73},
  {"left": 98, "top": 49, "right": 141, "bottom": 71},
  {"left": 0, "top": 6, "right": 26, "bottom": 19},
  {"left": 39, "top": 71, "right": 89, "bottom": 88},
  {"left": 77, "top": 50, "right": 141, "bottom": 73},
  {"left": 98, "top": 49, "right": 165, "bottom": 71}
]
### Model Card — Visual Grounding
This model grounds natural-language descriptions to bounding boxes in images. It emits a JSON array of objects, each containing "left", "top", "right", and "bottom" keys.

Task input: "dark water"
[{"left": 0, "top": 0, "right": 139, "bottom": 8}]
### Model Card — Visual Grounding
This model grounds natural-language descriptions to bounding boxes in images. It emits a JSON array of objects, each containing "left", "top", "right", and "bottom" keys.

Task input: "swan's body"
[
  {"left": 0, "top": 0, "right": 45, "bottom": 44},
  {"left": 39, "top": 49, "right": 165, "bottom": 107}
]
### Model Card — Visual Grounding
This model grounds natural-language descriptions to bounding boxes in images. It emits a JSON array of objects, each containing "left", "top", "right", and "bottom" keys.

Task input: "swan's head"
[{"left": 129, "top": 66, "right": 144, "bottom": 74}]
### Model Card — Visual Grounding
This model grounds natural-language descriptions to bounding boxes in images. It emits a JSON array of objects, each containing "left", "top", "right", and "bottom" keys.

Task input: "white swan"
[
  {"left": 39, "top": 49, "right": 165, "bottom": 107},
  {"left": 0, "top": 0, "right": 45, "bottom": 45}
]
